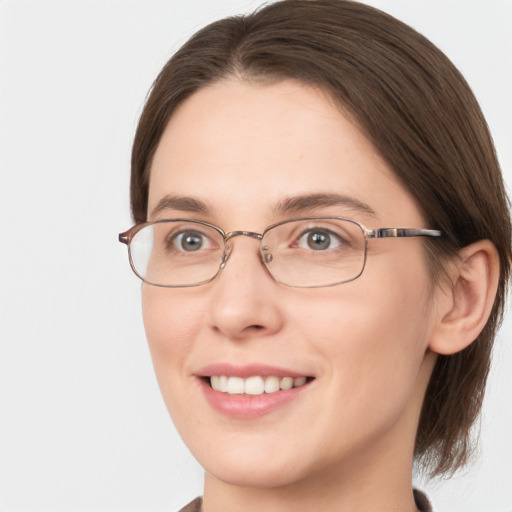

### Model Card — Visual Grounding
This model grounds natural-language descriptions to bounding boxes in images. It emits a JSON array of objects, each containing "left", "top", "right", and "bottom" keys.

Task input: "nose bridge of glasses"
[
  {"left": 224, "top": 230, "right": 263, "bottom": 242},
  {"left": 220, "top": 231, "right": 265, "bottom": 269}
]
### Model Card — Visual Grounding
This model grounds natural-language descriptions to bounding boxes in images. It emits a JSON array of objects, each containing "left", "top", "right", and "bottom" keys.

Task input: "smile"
[
  {"left": 198, "top": 364, "right": 315, "bottom": 418},
  {"left": 209, "top": 375, "right": 308, "bottom": 395}
]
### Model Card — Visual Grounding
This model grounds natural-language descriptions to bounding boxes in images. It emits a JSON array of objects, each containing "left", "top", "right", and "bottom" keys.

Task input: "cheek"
[
  {"left": 305, "top": 289, "right": 428, "bottom": 385},
  {"left": 141, "top": 286, "right": 202, "bottom": 388},
  {"left": 291, "top": 255, "right": 433, "bottom": 420}
]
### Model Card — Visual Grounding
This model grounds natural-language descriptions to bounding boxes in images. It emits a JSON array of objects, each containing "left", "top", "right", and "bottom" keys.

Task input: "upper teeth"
[{"left": 210, "top": 375, "right": 307, "bottom": 395}]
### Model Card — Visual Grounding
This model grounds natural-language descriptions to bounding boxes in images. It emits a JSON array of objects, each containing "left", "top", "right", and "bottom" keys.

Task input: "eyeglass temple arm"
[{"left": 366, "top": 228, "right": 442, "bottom": 239}]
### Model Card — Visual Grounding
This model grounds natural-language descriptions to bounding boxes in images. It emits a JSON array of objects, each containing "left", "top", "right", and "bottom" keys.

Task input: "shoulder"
[
  {"left": 414, "top": 489, "right": 433, "bottom": 512},
  {"left": 178, "top": 497, "right": 203, "bottom": 512}
]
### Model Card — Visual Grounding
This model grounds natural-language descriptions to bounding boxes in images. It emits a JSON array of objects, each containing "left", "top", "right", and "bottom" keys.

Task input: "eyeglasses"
[{"left": 118, "top": 217, "right": 442, "bottom": 288}]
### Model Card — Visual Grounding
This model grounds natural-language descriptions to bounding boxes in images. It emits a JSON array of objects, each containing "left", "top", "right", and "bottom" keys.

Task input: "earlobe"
[{"left": 428, "top": 240, "right": 500, "bottom": 356}]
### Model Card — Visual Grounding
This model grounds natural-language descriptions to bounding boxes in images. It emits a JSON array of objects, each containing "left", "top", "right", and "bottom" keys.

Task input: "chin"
[
  {"left": 203, "top": 456, "right": 306, "bottom": 490},
  {"left": 189, "top": 434, "right": 309, "bottom": 489}
]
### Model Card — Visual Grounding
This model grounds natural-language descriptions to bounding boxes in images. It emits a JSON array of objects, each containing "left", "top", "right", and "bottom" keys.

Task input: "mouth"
[
  {"left": 197, "top": 363, "right": 315, "bottom": 418},
  {"left": 205, "top": 375, "right": 314, "bottom": 395}
]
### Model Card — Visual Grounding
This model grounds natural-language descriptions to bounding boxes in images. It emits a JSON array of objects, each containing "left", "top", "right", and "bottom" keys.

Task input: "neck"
[{"left": 203, "top": 440, "right": 421, "bottom": 512}]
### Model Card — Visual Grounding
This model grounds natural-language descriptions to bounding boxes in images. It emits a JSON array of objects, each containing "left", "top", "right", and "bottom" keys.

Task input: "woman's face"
[{"left": 144, "top": 79, "right": 438, "bottom": 490}]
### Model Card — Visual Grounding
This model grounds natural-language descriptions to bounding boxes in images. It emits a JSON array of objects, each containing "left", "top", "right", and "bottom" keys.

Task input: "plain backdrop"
[{"left": 0, "top": 1, "right": 510, "bottom": 511}]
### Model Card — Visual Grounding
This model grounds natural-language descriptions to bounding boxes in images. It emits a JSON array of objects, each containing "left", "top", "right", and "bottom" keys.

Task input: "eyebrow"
[
  {"left": 274, "top": 193, "right": 376, "bottom": 217},
  {"left": 150, "top": 192, "right": 376, "bottom": 219},
  {"left": 150, "top": 194, "right": 210, "bottom": 218}
]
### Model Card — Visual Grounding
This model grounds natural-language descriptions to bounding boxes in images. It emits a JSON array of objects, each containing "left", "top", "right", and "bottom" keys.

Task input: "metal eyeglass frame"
[{"left": 118, "top": 216, "right": 442, "bottom": 288}]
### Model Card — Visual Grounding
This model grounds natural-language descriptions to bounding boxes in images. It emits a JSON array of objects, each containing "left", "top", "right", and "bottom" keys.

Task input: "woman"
[{"left": 119, "top": 1, "right": 511, "bottom": 510}]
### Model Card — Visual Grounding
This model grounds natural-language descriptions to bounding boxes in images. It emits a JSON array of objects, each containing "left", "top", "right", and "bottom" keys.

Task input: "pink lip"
[
  {"left": 196, "top": 363, "right": 314, "bottom": 420},
  {"left": 197, "top": 363, "right": 309, "bottom": 379}
]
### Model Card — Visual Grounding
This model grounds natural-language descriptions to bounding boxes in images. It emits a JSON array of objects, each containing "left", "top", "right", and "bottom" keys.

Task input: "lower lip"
[{"left": 199, "top": 378, "right": 312, "bottom": 419}]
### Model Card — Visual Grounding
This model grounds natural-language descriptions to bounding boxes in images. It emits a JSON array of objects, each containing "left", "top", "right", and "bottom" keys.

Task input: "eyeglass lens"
[{"left": 128, "top": 219, "right": 367, "bottom": 288}]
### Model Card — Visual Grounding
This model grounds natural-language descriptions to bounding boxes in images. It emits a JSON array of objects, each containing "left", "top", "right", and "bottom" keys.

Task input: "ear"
[{"left": 428, "top": 239, "right": 500, "bottom": 355}]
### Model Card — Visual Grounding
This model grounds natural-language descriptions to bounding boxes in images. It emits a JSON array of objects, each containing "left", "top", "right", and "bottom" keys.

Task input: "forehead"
[{"left": 148, "top": 79, "right": 423, "bottom": 228}]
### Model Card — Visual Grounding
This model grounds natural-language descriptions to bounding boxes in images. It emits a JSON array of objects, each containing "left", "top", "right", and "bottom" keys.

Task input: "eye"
[
  {"left": 297, "top": 229, "right": 343, "bottom": 251},
  {"left": 171, "top": 230, "right": 211, "bottom": 252}
]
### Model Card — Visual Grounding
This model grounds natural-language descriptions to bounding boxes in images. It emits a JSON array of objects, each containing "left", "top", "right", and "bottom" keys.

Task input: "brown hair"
[{"left": 130, "top": 0, "right": 511, "bottom": 476}]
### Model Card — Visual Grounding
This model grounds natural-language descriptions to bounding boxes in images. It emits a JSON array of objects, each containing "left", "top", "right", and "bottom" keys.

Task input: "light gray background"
[{"left": 0, "top": 1, "right": 510, "bottom": 511}]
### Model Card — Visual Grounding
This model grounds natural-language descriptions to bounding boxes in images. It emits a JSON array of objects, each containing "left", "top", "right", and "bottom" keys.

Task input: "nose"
[{"left": 208, "top": 236, "right": 284, "bottom": 341}]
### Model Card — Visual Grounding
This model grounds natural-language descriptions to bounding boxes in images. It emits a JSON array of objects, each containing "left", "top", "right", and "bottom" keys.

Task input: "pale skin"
[{"left": 142, "top": 79, "right": 499, "bottom": 512}]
